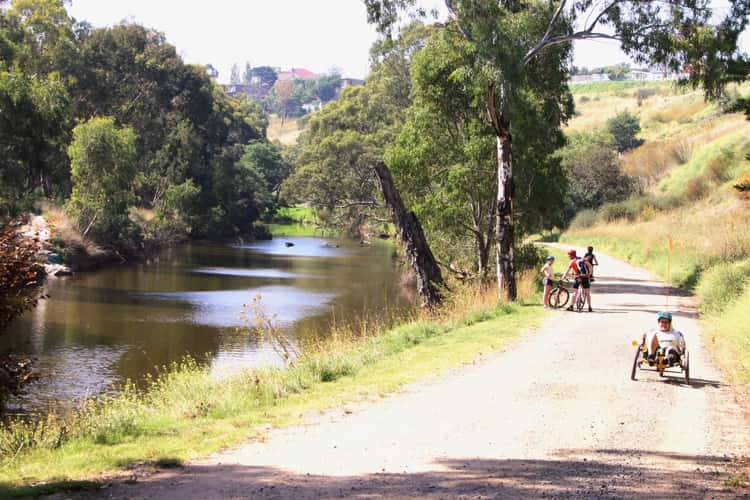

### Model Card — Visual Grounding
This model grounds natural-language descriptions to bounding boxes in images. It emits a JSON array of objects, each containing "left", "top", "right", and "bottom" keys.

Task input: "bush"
[
  {"left": 568, "top": 209, "right": 598, "bottom": 227},
  {"left": 685, "top": 177, "right": 708, "bottom": 201},
  {"left": 607, "top": 111, "right": 644, "bottom": 153},
  {"left": 696, "top": 261, "right": 750, "bottom": 314},
  {"left": 635, "top": 87, "right": 657, "bottom": 106},
  {"left": 514, "top": 243, "right": 546, "bottom": 272},
  {"left": 66, "top": 117, "right": 138, "bottom": 244},
  {"left": 559, "top": 130, "right": 638, "bottom": 210},
  {"left": 733, "top": 170, "right": 750, "bottom": 198}
]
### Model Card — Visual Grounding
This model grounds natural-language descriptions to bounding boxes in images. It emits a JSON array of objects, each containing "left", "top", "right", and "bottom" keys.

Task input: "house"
[{"left": 277, "top": 68, "right": 318, "bottom": 81}]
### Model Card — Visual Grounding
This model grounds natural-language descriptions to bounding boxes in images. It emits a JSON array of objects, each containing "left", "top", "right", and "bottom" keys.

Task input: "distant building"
[
  {"left": 277, "top": 67, "right": 318, "bottom": 81},
  {"left": 223, "top": 84, "right": 270, "bottom": 100},
  {"left": 569, "top": 68, "right": 687, "bottom": 84}
]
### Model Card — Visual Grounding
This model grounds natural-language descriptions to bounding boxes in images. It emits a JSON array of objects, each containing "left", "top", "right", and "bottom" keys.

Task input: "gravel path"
[{"left": 69, "top": 250, "right": 750, "bottom": 499}]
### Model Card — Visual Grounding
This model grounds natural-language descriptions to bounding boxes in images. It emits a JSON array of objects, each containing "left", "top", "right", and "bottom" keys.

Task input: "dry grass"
[
  {"left": 39, "top": 203, "right": 106, "bottom": 258},
  {"left": 644, "top": 98, "right": 709, "bottom": 125},
  {"left": 267, "top": 115, "right": 304, "bottom": 145}
]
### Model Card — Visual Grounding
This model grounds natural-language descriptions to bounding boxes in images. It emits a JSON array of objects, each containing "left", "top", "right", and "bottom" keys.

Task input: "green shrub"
[
  {"left": 569, "top": 209, "right": 598, "bottom": 227},
  {"left": 696, "top": 260, "right": 750, "bottom": 314},
  {"left": 514, "top": 243, "right": 546, "bottom": 272}
]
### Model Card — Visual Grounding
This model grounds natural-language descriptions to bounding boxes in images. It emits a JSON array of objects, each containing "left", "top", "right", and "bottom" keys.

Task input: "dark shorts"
[
  {"left": 574, "top": 277, "right": 591, "bottom": 289},
  {"left": 542, "top": 278, "right": 552, "bottom": 286}
]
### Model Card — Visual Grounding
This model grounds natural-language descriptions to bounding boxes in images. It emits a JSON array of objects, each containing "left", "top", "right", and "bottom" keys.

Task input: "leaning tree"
[{"left": 365, "top": 0, "right": 750, "bottom": 301}]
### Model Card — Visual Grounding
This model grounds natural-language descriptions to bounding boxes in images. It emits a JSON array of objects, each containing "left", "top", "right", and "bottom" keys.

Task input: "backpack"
[{"left": 577, "top": 258, "right": 589, "bottom": 277}]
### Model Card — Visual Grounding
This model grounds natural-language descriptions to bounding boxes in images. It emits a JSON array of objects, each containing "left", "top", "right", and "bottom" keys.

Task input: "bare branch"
[
  {"left": 540, "top": 0, "right": 569, "bottom": 51},
  {"left": 444, "top": 0, "right": 474, "bottom": 41},
  {"left": 334, "top": 200, "right": 385, "bottom": 209}
]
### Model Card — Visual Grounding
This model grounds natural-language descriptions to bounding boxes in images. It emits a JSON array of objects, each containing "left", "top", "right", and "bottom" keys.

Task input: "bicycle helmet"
[
  {"left": 567, "top": 249, "right": 577, "bottom": 258},
  {"left": 657, "top": 311, "right": 672, "bottom": 322},
  {"left": 546, "top": 255, "right": 554, "bottom": 261}
]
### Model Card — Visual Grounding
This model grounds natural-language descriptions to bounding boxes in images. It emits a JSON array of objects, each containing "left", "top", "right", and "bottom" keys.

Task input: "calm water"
[{"left": 0, "top": 237, "right": 415, "bottom": 414}]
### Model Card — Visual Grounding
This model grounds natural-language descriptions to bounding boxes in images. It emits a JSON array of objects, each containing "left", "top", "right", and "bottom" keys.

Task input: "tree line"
[
  {"left": 1, "top": 0, "right": 290, "bottom": 253},
  {"left": 283, "top": 0, "right": 749, "bottom": 306}
]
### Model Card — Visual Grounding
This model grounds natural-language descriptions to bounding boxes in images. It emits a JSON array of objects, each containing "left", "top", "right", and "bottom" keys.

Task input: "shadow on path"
[{"left": 28, "top": 451, "right": 748, "bottom": 499}]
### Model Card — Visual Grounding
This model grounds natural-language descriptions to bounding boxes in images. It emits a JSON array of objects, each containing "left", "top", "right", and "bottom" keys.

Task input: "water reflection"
[{"left": 0, "top": 237, "right": 413, "bottom": 415}]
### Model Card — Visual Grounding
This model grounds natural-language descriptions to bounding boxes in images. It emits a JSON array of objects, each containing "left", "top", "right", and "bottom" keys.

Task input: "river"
[{"left": 0, "top": 237, "right": 415, "bottom": 415}]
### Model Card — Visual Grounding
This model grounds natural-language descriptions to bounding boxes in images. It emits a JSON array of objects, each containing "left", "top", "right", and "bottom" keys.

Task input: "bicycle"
[
  {"left": 548, "top": 280, "right": 571, "bottom": 309},
  {"left": 575, "top": 281, "right": 585, "bottom": 311}
]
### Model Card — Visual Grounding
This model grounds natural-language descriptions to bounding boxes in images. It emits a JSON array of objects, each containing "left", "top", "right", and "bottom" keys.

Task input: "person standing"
[
  {"left": 584, "top": 246, "right": 599, "bottom": 281},
  {"left": 561, "top": 249, "right": 593, "bottom": 312},
  {"left": 540, "top": 256, "right": 555, "bottom": 309}
]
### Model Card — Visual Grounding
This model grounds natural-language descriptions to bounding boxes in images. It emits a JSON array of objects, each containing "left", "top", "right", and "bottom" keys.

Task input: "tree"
[
  {"left": 365, "top": 0, "right": 750, "bottom": 301},
  {"left": 230, "top": 62, "right": 241, "bottom": 84},
  {"left": 313, "top": 72, "right": 342, "bottom": 102},
  {"left": 607, "top": 111, "right": 644, "bottom": 153},
  {"left": 250, "top": 66, "right": 278, "bottom": 87},
  {"left": 272, "top": 79, "right": 300, "bottom": 123},
  {"left": 283, "top": 22, "right": 445, "bottom": 306},
  {"left": 67, "top": 117, "right": 137, "bottom": 243},
  {"left": 242, "top": 62, "right": 253, "bottom": 84},
  {"left": 239, "top": 141, "right": 291, "bottom": 206},
  {"left": 558, "top": 131, "right": 638, "bottom": 210}
]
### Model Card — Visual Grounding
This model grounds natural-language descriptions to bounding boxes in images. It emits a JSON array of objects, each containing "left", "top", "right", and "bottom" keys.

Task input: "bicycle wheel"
[
  {"left": 631, "top": 344, "right": 643, "bottom": 380},
  {"left": 550, "top": 287, "right": 569, "bottom": 308},
  {"left": 576, "top": 289, "right": 585, "bottom": 311}
]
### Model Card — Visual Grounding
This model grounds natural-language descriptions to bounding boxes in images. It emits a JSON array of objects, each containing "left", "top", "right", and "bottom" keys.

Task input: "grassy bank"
[{"left": 0, "top": 282, "right": 546, "bottom": 495}]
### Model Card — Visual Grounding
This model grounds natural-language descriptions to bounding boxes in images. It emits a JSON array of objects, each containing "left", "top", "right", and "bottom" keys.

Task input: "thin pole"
[{"left": 666, "top": 235, "right": 673, "bottom": 310}]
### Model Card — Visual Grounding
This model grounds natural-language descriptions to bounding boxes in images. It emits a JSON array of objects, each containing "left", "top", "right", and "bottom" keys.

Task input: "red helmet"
[{"left": 567, "top": 249, "right": 577, "bottom": 258}]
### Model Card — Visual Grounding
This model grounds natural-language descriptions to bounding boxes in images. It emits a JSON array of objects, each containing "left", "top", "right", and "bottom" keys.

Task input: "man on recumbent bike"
[{"left": 644, "top": 311, "right": 686, "bottom": 366}]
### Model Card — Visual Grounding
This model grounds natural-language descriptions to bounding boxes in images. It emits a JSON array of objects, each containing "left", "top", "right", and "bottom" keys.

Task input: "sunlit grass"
[{"left": 267, "top": 114, "right": 304, "bottom": 145}]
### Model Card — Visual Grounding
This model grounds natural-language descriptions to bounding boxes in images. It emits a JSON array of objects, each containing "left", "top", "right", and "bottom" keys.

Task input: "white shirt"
[{"left": 648, "top": 327, "right": 686, "bottom": 353}]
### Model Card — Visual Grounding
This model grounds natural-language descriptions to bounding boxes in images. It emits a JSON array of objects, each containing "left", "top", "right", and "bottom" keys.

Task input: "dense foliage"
[{"left": 0, "top": 0, "right": 288, "bottom": 250}]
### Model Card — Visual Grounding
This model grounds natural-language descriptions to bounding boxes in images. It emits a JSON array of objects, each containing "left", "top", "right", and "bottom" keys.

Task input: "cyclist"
[
  {"left": 644, "top": 311, "right": 685, "bottom": 364},
  {"left": 560, "top": 249, "right": 593, "bottom": 312},
  {"left": 584, "top": 246, "right": 598, "bottom": 281},
  {"left": 540, "top": 255, "right": 555, "bottom": 309}
]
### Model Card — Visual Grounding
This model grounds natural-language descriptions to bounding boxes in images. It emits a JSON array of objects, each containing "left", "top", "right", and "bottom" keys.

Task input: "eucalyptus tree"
[
  {"left": 284, "top": 22, "right": 446, "bottom": 306},
  {"left": 365, "top": 0, "right": 750, "bottom": 301},
  {"left": 387, "top": 24, "right": 570, "bottom": 280}
]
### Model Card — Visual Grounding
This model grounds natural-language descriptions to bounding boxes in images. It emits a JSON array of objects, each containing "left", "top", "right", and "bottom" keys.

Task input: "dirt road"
[{"left": 71, "top": 250, "right": 750, "bottom": 499}]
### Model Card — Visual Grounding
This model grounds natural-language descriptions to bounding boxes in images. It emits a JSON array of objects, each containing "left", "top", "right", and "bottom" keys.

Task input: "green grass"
[
  {"left": 273, "top": 205, "right": 317, "bottom": 223},
  {"left": 658, "top": 131, "right": 750, "bottom": 197},
  {"left": 704, "top": 285, "right": 750, "bottom": 388},
  {"left": 569, "top": 80, "right": 673, "bottom": 95},
  {"left": 267, "top": 223, "right": 328, "bottom": 237},
  {"left": 0, "top": 301, "right": 546, "bottom": 495}
]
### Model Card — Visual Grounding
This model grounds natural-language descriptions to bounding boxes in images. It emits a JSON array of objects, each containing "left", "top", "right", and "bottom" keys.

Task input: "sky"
[{"left": 65, "top": 0, "right": 749, "bottom": 83}]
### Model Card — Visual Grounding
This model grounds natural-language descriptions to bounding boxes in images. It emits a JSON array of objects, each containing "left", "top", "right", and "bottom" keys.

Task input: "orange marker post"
[{"left": 666, "top": 235, "right": 673, "bottom": 309}]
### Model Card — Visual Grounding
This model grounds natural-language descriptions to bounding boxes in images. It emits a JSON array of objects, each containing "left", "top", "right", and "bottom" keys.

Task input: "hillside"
[
  {"left": 561, "top": 80, "right": 750, "bottom": 388},
  {"left": 267, "top": 115, "right": 305, "bottom": 146}
]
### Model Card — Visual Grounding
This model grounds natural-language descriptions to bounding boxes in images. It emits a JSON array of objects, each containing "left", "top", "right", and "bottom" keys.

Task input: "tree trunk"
[
  {"left": 494, "top": 132, "right": 516, "bottom": 301},
  {"left": 487, "top": 83, "right": 517, "bottom": 302},
  {"left": 373, "top": 161, "right": 444, "bottom": 308}
]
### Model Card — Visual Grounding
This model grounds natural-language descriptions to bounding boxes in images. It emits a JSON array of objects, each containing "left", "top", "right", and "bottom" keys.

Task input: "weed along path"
[{"left": 66, "top": 251, "right": 750, "bottom": 499}]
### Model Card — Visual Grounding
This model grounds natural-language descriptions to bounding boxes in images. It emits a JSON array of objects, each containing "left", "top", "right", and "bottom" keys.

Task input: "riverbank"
[{"left": 0, "top": 280, "right": 544, "bottom": 496}]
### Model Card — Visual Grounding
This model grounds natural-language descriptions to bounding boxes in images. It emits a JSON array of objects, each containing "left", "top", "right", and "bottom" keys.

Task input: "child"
[{"left": 540, "top": 255, "right": 555, "bottom": 308}]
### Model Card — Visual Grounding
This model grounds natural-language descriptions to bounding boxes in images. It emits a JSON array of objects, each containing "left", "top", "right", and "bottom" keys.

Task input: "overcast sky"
[{"left": 66, "top": 0, "right": 749, "bottom": 83}]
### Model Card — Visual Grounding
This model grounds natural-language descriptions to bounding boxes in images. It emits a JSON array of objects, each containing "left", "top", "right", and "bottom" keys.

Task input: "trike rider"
[{"left": 644, "top": 311, "right": 686, "bottom": 365}]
